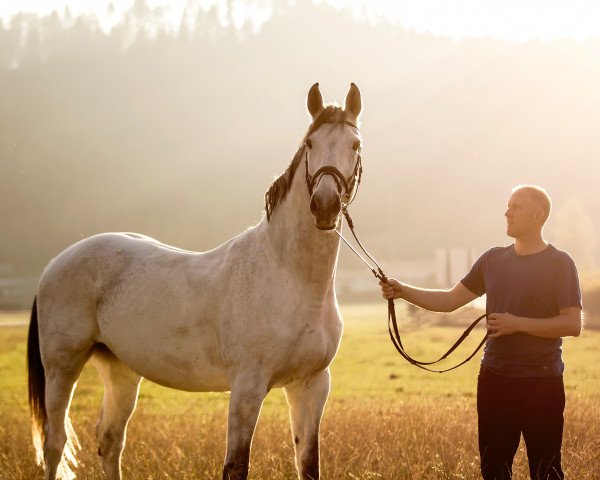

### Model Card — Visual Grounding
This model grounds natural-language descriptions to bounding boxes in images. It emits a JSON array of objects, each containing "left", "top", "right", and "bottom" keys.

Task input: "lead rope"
[{"left": 336, "top": 207, "right": 488, "bottom": 373}]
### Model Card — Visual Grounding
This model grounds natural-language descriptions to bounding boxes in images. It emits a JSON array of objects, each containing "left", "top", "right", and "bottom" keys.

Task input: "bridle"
[
  {"left": 307, "top": 120, "right": 488, "bottom": 373},
  {"left": 304, "top": 120, "right": 363, "bottom": 207}
]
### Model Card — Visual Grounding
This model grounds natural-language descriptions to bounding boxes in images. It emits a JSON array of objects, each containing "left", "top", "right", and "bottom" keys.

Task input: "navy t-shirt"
[{"left": 461, "top": 244, "right": 582, "bottom": 378}]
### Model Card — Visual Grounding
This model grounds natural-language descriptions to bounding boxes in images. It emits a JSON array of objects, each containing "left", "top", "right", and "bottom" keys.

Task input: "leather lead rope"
[{"left": 336, "top": 207, "right": 488, "bottom": 373}]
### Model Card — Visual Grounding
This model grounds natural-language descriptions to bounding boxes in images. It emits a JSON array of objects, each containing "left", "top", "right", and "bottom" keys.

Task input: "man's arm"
[
  {"left": 487, "top": 306, "right": 582, "bottom": 338},
  {"left": 380, "top": 279, "right": 478, "bottom": 313}
]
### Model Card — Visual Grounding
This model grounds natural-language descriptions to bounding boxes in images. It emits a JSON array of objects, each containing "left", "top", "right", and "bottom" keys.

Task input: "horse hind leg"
[
  {"left": 91, "top": 344, "right": 141, "bottom": 480},
  {"left": 42, "top": 348, "right": 92, "bottom": 480},
  {"left": 27, "top": 299, "right": 95, "bottom": 480}
]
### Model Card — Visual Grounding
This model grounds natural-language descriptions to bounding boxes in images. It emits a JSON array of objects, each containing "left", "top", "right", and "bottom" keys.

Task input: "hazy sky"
[{"left": 2, "top": 0, "right": 600, "bottom": 41}]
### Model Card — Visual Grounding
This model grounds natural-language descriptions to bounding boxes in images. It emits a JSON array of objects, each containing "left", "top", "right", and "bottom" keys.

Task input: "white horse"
[{"left": 27, "top": 82, "right": 364, "bottom": 480}]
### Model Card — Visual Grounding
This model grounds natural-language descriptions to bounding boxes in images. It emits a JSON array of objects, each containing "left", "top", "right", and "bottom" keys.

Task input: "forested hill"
[{"left": 1, "top": 2, "right": 599, "bottom": 275}]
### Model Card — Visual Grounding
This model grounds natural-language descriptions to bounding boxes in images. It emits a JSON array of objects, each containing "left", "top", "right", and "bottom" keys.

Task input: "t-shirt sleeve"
[
  {"left": 554, "top": 253, "right": 583, "bottom": 310},
  {"left": 460, "top": 250, "right": 488, "bottom": 297}
]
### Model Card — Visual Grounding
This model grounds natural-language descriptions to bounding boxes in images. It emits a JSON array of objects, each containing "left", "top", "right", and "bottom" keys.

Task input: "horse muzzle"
[{"left": 310, "top": 190, "right": 342, "bottom": 230}]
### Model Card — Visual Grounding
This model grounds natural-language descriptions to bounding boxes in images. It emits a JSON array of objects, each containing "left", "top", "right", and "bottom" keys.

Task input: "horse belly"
[
  {"left": 97, "top": 309, "right": 230, "bottom": 392},
  {"left": 135, "top": 355, "right": 230, "bottom": 392}
]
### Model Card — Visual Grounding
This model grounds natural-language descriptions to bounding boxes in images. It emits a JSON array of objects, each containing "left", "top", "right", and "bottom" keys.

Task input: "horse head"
[{"left": 305, "top": 83, "right": 363, "bottom": 230}]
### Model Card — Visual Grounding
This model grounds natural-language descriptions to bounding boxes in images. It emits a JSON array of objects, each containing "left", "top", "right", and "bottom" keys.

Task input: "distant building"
[
  {"left": 434, "top": 246, "right": 485, "bottom": 310},
  {"left": 336, "top": 258, "right": 435, "bottom": 302},
  {"left": 335, "top": 247, "right": 485, "bottom": 308},
  {"left": 434, "top": 247, "right": 481, "bottom": 288}
]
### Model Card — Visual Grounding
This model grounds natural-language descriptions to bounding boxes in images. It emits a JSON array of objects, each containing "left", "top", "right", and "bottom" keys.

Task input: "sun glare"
[
  {"left": 1, "top": 0, "right": 599, "bottom": 41},
  {"left": 363, "top": 0, "right": 600, "bottom": 41}
]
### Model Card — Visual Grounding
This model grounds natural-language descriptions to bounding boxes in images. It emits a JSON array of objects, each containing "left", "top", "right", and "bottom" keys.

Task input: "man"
[{"left": 380, "top": 185, "right": 583, "bottom": 480}]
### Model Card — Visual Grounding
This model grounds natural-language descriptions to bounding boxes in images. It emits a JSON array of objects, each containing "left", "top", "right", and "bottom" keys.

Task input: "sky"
[{"left": 1, "top": 0, "right": 600, "bottom": 41}]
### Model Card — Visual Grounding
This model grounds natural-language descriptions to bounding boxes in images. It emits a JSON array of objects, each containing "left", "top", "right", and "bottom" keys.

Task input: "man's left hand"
[{"left": 487, "top": 312, "right": 521, "bottom": 338}]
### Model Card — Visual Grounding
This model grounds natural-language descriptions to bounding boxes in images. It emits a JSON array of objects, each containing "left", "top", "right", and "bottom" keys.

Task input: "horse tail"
[{"left": 27, "top": 295, "right": 46, "bottom": 465}]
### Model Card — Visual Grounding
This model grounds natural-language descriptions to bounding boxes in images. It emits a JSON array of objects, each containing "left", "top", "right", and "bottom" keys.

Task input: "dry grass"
[
  {"left": 1, "top": 306, "right": 599, "bottom": 479},
  {"left": 2, "top": 398, "right": 598, "bottom": 480}
]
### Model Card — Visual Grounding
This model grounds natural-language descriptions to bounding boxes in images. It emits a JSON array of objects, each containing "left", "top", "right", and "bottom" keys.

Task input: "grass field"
[{"left": 0, "top": 305, "right": 598, "bottom": 479}]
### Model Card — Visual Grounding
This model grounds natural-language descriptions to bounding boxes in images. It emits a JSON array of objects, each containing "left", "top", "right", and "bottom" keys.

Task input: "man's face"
[{"left": 505, "top": 189, "right": 543, "bottom": 238}]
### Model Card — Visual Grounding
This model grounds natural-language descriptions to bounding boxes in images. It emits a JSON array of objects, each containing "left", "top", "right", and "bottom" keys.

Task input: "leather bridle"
[{"left": 304, "top": 120, "right": 363, "bottom": 207}]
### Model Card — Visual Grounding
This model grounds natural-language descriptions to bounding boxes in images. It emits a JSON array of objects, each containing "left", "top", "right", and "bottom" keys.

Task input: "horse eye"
[
  {"left": 352, "top": 142, "right": 361, "bottom": 152},
  {"left": 305, "top": 139, "right": 313, "bottom": 149}
]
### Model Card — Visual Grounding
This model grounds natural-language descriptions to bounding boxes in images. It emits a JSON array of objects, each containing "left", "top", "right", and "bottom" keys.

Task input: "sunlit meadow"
[
  {"left": 1, "top": 2, "right": 600, "bottom": 479},
  {"left": 1, "top": 305, "right": 598, "bottom": 479}
]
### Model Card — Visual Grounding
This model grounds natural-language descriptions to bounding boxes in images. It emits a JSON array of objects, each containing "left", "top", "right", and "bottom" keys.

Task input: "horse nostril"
[
  {"left": 310, "top": 196, "right": 319, "bottom": 216},
  {"left": 332, "top": 195, "right": 341, "bottom": 214}
]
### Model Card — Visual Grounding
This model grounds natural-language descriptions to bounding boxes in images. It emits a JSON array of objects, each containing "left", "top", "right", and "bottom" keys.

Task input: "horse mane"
[{"left": 264, "top": 105, "right": 351, "bottom": 220}]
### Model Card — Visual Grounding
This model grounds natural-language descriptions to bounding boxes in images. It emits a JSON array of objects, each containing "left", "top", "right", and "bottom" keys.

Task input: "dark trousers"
[{"left": 477, "top": 366, "right": 565, "bottom": 480}]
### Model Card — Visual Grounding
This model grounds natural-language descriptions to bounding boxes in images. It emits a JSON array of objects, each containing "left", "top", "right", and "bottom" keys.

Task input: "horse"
[{"left": 27, "top": 82, "right": 364, "bottom": 480}]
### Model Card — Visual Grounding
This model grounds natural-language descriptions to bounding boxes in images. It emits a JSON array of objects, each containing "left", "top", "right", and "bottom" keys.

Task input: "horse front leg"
[
  {"left": 284, "top": 369, "right": 331, "bottom": 480},
  {"left": 223, "top": 371, "right": 269, "bottom": 480}
]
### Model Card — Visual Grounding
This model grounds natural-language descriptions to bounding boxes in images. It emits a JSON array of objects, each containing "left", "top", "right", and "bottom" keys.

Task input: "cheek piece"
[{"left": 304, "top": 122, "right": 363, "bottom": 207}]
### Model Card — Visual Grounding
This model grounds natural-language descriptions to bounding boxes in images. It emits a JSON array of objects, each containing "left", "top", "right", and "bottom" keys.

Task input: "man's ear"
[{"left": 535, "top": 208, "right": 545, "bottom": 222}]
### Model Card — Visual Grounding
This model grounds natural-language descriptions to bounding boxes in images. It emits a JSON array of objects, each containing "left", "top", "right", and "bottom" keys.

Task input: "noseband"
[{"left": 304, "top": 121, "right": 363, "bottom": 206}]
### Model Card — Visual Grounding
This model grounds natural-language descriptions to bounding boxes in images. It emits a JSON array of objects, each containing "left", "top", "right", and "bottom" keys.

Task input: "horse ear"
[
  {"left": 307, "top": 82, "right": 324, "bottom": 119},
  {"left": 343, "top": 83, "right": 362, "bottom": 119}
]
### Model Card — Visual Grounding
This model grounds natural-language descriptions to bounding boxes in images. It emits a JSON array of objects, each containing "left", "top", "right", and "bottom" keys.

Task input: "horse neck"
[{"left": 262, "top": 163, "right": 341, "bottom": 293}]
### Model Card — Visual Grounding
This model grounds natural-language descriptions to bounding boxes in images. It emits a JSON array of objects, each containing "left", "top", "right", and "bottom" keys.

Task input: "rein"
[
  {"left": 302, "top": 118, "right": 487, "bottom": 371},
  {"left": 336, "top": 204, "right": 488, "bottom": 373}
]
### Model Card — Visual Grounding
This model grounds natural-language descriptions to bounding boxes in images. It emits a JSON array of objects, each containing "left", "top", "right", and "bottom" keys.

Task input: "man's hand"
[
  {"left": 379, "top": 278, "right": 403, "bottom": 300},
  {"left": 488, "top": 308, "right": 582, "bottom": 339},
  {"left": 487, "top": 312, "right": 521, "bottom": 338}
]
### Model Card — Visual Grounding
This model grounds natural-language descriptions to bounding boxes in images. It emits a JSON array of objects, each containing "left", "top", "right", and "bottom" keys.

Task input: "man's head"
[{"left": 505, "top": 185, "right": 552, "bottom": 239}]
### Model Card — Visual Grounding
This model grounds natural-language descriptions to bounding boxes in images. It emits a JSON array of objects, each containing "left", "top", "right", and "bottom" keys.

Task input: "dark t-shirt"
[{"left": 461, "top": 244, "right": 582, "bottom": 378}]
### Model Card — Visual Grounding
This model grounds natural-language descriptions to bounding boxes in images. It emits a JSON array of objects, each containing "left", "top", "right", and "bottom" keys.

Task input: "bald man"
[{"left": 381, "top": 185, "right": 583, "bottom": 480}]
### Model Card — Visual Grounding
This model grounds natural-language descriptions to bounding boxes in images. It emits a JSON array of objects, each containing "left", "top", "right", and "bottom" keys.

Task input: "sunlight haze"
[
  {"left": 2, "top": 0, "right": 600, "bottom": 41},
  {"left": 1, "top": 0, "right": 599, "bottom": 305}
]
